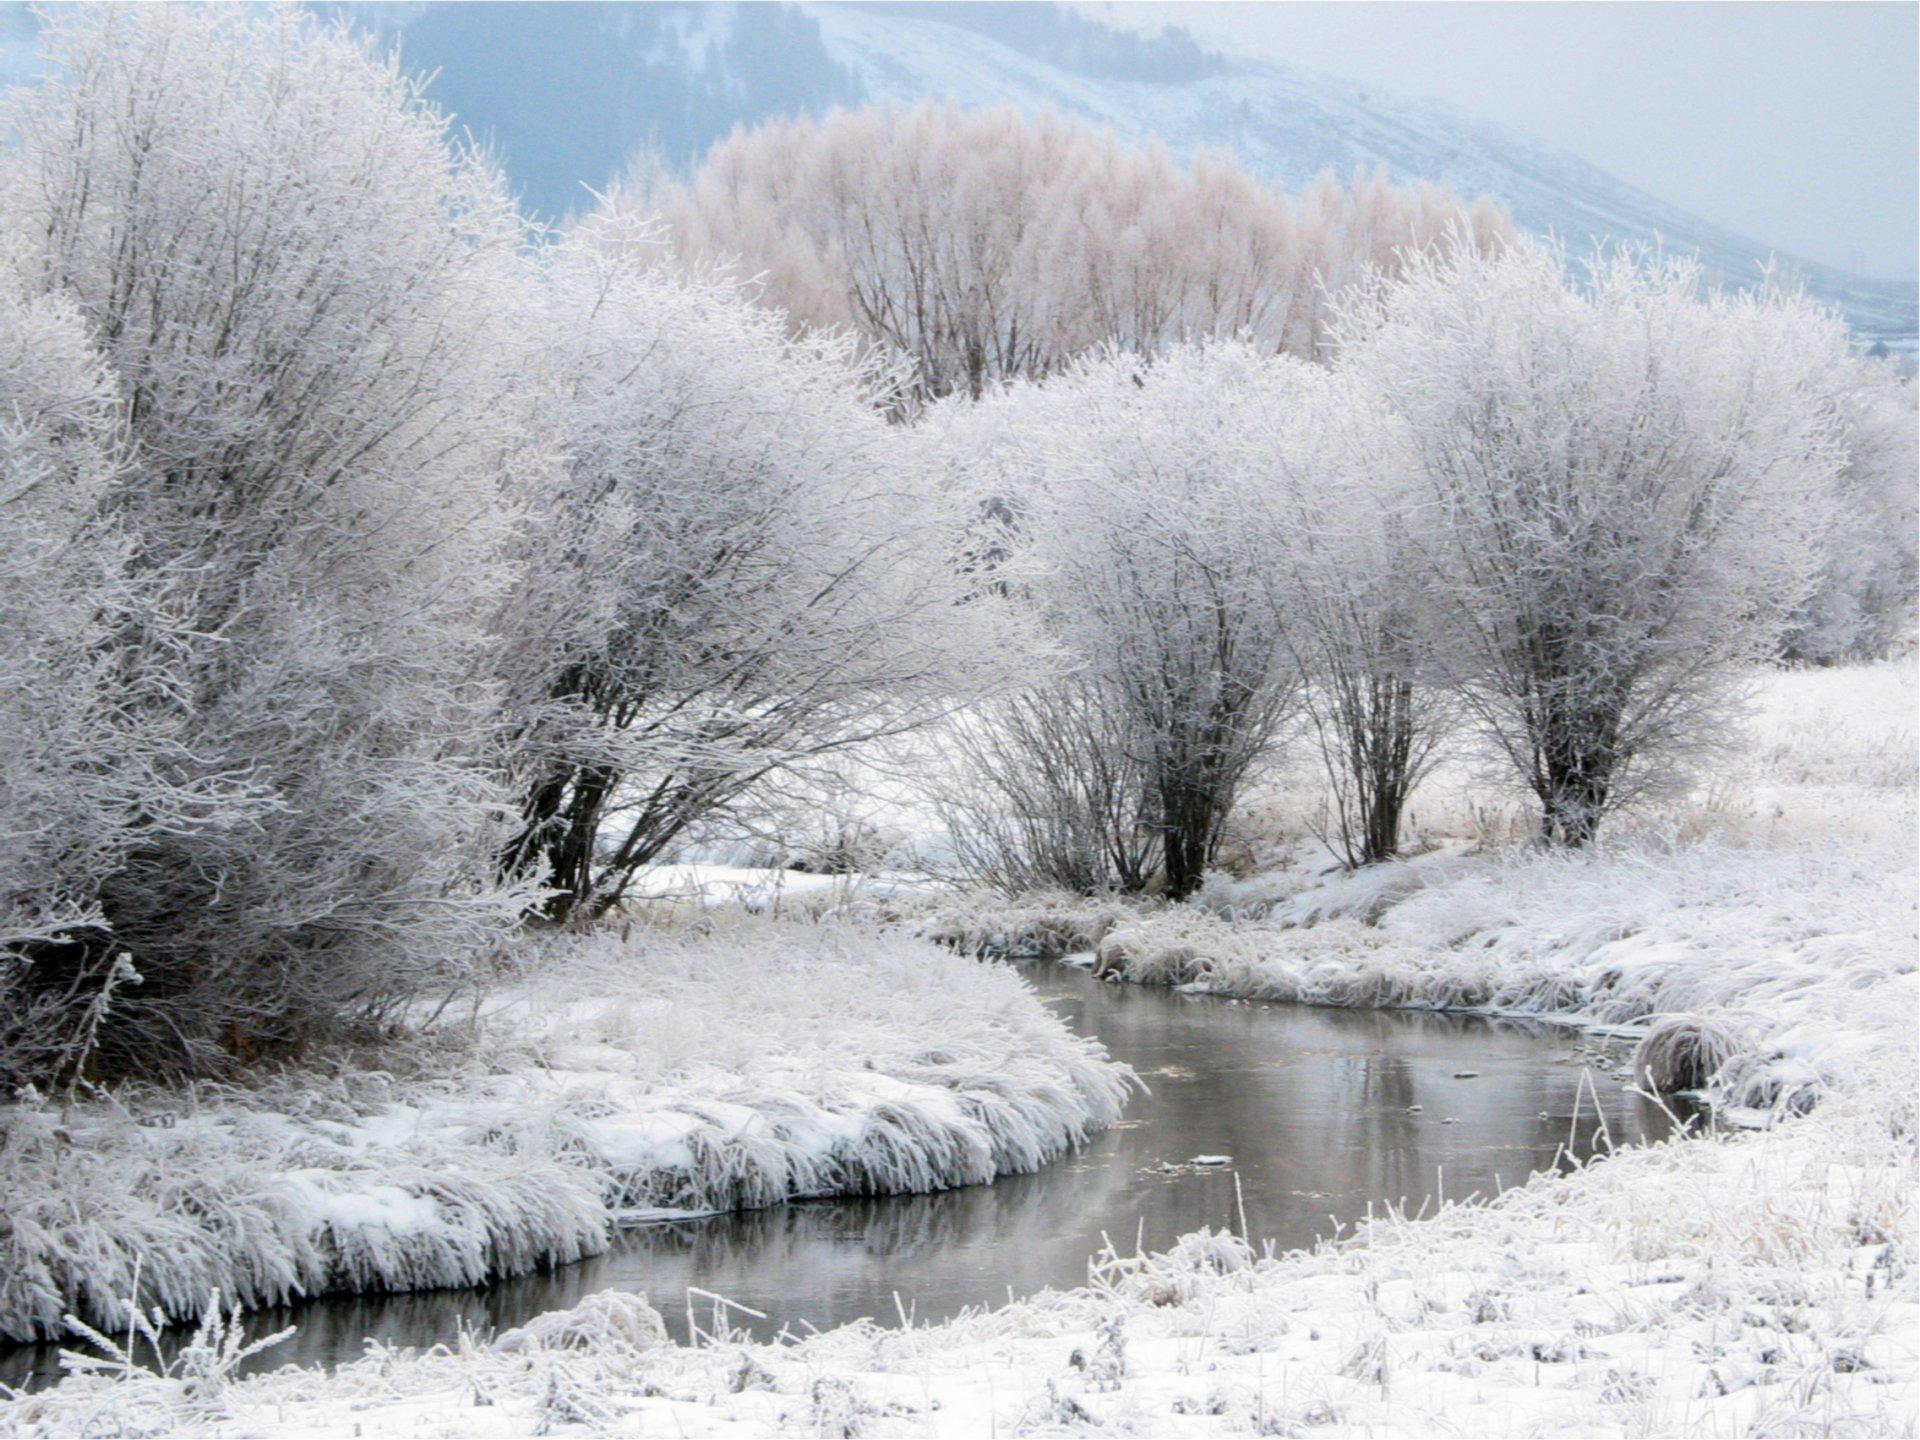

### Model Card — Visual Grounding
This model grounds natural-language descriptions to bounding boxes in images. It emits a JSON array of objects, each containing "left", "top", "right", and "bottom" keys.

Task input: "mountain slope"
[{"left": 347, "top": 1, "right": 1914, "bottom": 346}]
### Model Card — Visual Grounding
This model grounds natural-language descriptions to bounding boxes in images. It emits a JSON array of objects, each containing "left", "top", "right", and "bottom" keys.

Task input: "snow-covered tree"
[
  {"left": 931, "top": 678, "right": 1162, "bottom": 897},
  {"left": 1340, "top": 241, "right": 1850, "bottom": 845},
  {"left": 1253, "top": 366, "right": 1449, "bottom": 867},
  {"left": 0, "top": 6, "right": 535, "bottom": 1074},
  {"left": 0, "top": 286, "right": 138, "bottom": 1088},
  {"left": 615, "top": 102, "right": 1513, "bottom": 401},
  {"left": 499, "top": 219, "right": 998, "bottom": 924},
  {"left": 1785, "top": 362, "right": 1918, "bottom": 663},
  {"left": 945, "top": 344, "right": 1304, "bottom": 900}
]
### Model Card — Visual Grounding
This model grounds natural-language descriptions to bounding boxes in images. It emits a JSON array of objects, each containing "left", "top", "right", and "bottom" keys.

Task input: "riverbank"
[
  {"left": 993, "top": 831, "right": 1914, "bottom": 1124},
  {"left": 919, "top": 658, "right": 1918, "bottom": 1124},
  {"left": 5, "top": 1066, "right": 1909, "bottom": 1437},
  {"left": 0, "top": 925, "right": 1132, "bottom": 1346}
]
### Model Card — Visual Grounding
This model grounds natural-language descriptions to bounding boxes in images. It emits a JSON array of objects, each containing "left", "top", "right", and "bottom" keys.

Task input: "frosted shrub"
[
  {"left": 1341, "top": 240, "right": 1853, "bottom": 845},
  {"left": 618, "top": 101, "right": 1513, "bottom": 400},
  {"left": 0, "top": 285, "right": 142, "bottom": 1089},
  {"left": 0, "top": 5, "right": 534, "bottom": 1075},
  {"left": 1785, "top": 363, "right": 1918, "bottom": 663},
  {"left": 932, "top": 681, "right": 1164, "bottom": 896},
  {"left": 1253, "top": 368, "right": 1454, "bottom": 867},
  {"left": 497, "top": 219, "right": 1000, "bottom": 925},
  {"left": 936, "top": 345, "right": 1310, "bottom": 900}
]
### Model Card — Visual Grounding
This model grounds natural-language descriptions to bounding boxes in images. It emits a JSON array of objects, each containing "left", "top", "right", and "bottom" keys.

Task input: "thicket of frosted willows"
[
  {"left": 616, "top": 99, "right": 1516, "bottom": 401},
  {"left": 0, "top": 6, "right": 1911, "bottom": 1087}
]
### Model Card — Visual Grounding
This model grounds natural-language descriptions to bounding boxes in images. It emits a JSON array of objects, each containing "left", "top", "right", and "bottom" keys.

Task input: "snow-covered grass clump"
[
  {"left": 0, "top": 924, "right": 1131, "bottom": 1345},
  {"left": 911, "top": 890, "right": 1147, "bottom": 958}
]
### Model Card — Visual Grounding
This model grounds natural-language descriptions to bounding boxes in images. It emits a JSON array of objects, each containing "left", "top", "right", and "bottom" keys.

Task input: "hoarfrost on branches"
[
  {"left": 498, "top": 216, "right": 1007, "bottom": 924},
  {"left": 0, "top": 286, "right": 137, "bottom": 1088},
  {"left": 0, "top": 5, "right": 536, "bottom": 1075},
  {"left": 939, "top": 344, "right": 1305, "bottom": 900},
  {"left": 616, "top": 101, "right": 1514, "bottom": 401},
  {"left": 1339, "top": 241, "right": 1851, "bottom": 845}
]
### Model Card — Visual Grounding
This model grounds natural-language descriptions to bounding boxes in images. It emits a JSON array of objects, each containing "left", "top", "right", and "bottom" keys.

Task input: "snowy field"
[{"left": 1, "top": 660, "right": 1914, "bottom": 1437}]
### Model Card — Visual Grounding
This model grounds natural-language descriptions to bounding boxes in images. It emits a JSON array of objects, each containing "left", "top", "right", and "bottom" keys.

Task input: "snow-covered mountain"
[{"left": 360, "top": 1, "right": 1916, "bottom": 347}]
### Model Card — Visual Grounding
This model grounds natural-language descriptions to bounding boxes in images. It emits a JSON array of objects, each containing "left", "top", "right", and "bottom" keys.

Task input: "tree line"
[{"left": 0, "top": 8, "right": 1910, "bottom": 1087}]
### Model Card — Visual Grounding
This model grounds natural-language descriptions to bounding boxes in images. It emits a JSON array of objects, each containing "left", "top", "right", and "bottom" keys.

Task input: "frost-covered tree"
[
  {"left": 1785, "top": 362, "right": 1918, "bottom": 663},
  {"left": 499, "top": 220, "right": 996, "bottom": 924},
  {"left": 0, "top": 286, "right": 139, "bottom": 1088},
  {"left": 932, "top": 678, "right": 1162, "bottom": 897},
  {"left": 615, "top": 102, "right": 1513, "bottom": 400},
  {"left": 0, "top": 6, "right": 535, "bottom": 1074},
  {"left": 1253, "top": 366, "right": 1448, "bottom": 867},
  {"left": 946, "top": 345, "right": 1303, "bottom": 900},
  {"left": 1340, "top": 242, "right": 1850, "bottom": 845},
  {"left": 906, "top": 392, "right": 1152, "bottom": 896}
]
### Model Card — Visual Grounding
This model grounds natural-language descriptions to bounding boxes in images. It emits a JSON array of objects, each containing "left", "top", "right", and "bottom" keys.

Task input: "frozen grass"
[
  {"left": 911, "top": 889, "right": 1148, "bottom": 958},
  {"left": 0, "top": 923, "right": 1131, "bottom": 1345}
]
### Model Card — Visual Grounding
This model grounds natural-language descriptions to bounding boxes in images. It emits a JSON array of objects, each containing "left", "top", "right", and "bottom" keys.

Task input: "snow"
[
  {"left": 1, "top": 661, "right": 1912, "bottom": 1437},
  {"left": 277, "top": 1174, "right": 443, "bottom": 1240},
  {"left": 7, "top": 1102, "right": 1910, "bottom": 1437}
]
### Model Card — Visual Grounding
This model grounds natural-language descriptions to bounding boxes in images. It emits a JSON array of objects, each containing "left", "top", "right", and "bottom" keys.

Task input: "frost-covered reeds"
[
  {"left": 0, "top": 1101, "right": 611, "bottom": 1347},
  {"left": 0, "top": 924, "right": 1131, "bottom": 1345}
]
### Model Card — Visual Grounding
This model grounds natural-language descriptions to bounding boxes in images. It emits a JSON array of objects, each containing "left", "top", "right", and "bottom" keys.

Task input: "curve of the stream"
[{"left": 1, "top": 959, "right": 1684, "bottom": 1388}]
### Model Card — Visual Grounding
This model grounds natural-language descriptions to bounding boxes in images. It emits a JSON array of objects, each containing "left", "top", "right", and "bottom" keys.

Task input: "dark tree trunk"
[
  {"left": 1161, "top": 826, "right": 1209, "bottom": 902},
  {"left": 1533, "top": 699, "right": 1620, "bottom": 848},
  {"left": 1340, "top": 671, "right": 1420, "bottom": 867}
]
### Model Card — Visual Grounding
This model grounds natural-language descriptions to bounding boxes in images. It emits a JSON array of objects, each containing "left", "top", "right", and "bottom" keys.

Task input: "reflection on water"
[{"left": 1, "top": 962, "right": 1685, "bottom": 1388}]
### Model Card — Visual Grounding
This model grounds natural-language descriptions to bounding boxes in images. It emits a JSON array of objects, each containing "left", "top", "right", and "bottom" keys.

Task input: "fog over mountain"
[{"left": 345, "top": 1, "right": 1915, "bottom": 347}]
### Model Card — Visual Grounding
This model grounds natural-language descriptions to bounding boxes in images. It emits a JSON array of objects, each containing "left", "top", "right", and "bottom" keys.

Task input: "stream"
[{"left": 1, "top": 960, "right": 1685, "bottom": 1388}]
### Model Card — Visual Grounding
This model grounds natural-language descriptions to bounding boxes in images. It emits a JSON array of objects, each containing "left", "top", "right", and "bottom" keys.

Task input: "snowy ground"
[{"left": 2, "top": 660, "right": 1914, "bottom": 1437}]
